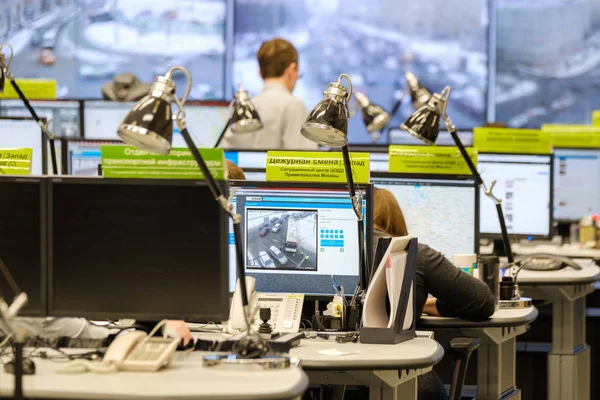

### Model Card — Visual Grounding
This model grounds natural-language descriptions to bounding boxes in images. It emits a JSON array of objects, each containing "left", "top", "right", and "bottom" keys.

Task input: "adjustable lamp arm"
[{"left": 439, "top": 88, "right": 514, "bottom": 264}]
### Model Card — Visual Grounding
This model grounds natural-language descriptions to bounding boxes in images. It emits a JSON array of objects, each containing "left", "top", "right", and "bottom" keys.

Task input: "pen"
[
  {"left": 338, "top": 285, "right": 348, "bottom": 305},
  {"left": 350, "top": 284, "right": 360, "bottom": 306}
]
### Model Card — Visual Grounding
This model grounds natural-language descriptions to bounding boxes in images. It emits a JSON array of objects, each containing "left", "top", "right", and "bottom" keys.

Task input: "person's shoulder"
[{"left": 286, "top": 95, "right": 308, "bottom": 112}]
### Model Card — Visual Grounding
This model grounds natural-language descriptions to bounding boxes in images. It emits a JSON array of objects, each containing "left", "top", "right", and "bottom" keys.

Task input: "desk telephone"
[
  {"left": 56, "top": 331, "right": 179, "bottom": 374},
  {"left": 518, "top": 254, "right": 582, "bottom": 271},
  {"left": 227, "top": 277, "right": 304, "bottom": 334}
]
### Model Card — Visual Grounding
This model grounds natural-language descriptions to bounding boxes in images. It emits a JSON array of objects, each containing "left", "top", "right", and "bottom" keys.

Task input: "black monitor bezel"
[
  {"left": 228, "top": 180, "right": 374, "bottom": 299},
  {"left": 371, "top": 171, "right": 481, "bottom": 255},
  {"left": 0, "top": 175, "right": 47, "bottom": 316},
  {"left": 477, "top": 151, "right": 554, "bottom": 239},
  {"left": 46, "top": 177, "right": 230, "bottom": 322},
  {"left": 552, "top": 147, "right": 600, "bottom": 223}
]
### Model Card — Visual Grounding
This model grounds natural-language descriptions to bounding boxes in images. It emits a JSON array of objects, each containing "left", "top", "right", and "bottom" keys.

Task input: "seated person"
[
  {"left": 373, "top": 187, "right": 494, "bottom": 400},
  {"left": 373, "top": 187, "right": 494, "bottom": 320}
]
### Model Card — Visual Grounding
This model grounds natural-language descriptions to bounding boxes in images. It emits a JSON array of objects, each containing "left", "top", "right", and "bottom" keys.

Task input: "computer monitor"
[
  {"left": 0, "top": 99, "right": 81, "bottom": 138},
  {"left": 48, "top": 178, "right": 229, "bottom": 321},
  {"left": 371, "top": 173, "right": 479, "bottom": 261},
  {"left": 61, "top": 139, "right": 123, "bottom": 176},
  {"left": 0, "top": 176, "right": 46, "bottom": 316},
  {"left": 0, "top": 117, "right": 47, "bottom": 175},
  {"left": 83, "top": 101, "right": 136, "bottom": 140},
  {"left": 83, "top": 100, "right": 230, "bottom": 147},
  {"left": 227, "top": 181, "right": 374, "bottom": 296},
  {"left": 478, "top": 153, "right": 553, "bottom": 238},
  {"left": 388, "top": 129, "right": 474, "bottom": 146},
  {"left": 224, "top": 150, "right": 268, "bottom": 170},
  {"left": 553, "top": 148, "right": 600, "bottom": 221}
]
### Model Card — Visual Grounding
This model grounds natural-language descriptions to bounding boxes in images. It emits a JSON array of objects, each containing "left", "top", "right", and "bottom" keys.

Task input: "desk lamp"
[
  {"left": 353, "top": 71, "right": 429, "bottom": 143},
  {"left": 0, "top": 255, "right": 31, "bottom": 400},
  {"left": 117, "top": 66, "right": 253, "bottom": 332},
  {"left": 0, "top": 43, "right": 58, "bottom": 175},
  {"left": 301, "top": 73, "right": 370, "bottom": 290},
  {"left": 400, "top": 86, "right": 514, "bottom": 265},
  {"left": 214, "top": 84, "right": 262, "bottom": 147}
]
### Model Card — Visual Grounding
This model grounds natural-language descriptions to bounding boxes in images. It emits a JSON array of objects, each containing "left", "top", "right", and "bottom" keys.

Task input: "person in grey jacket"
[{"left": 373, "top": 187, "right": 494, "bottom": 320}]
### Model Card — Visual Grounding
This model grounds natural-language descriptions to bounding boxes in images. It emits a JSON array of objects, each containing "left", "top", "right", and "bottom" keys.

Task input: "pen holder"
[
  {"left": 322, "top": 316, "right": 342, "bottom": 331},
  {"left": 345, "top": 304, "right": 361, "bottom": 331}
]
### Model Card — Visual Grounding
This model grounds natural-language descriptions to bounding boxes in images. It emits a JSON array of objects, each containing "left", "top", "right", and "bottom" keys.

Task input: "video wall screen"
[
  {"left": 233, "top": 0, "right": 490, "bottom": 144},
  {"left": 1, "top": 0, "right": 226, "bottom": 100},
  {"left": 495, "top": 0, "right": 600, "bottom": 127}
]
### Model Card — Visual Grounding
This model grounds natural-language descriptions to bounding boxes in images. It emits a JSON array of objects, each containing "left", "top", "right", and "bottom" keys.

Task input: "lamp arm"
[
  {"left": 213, "top": 118, "right": 232, "bottom": 148},
  {"left": 341, "top": 145, "right": 370, "bottom": 291},
  {"left": 443, "top": 115, "right": 514, "bottom": 264},
  {"left": 0, "top": 59, "right": 58, "bottom": 175},
  {"left": 175, "top": 117, "right": 250, "bottom": 319},
  {"left": 165, "top": 66, "right": 192, "bottom": 106}
]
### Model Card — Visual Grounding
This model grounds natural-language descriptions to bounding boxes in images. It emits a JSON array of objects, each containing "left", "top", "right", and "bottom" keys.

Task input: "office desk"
[
  {"left": 192, "top": 331, "right": 443, "bottom": 400},
  {"left": 0, "top": 350, "right": 309, "bottom": 400},
  {"left": 419, "top": 307, "right": 539, "bottom": 400},
  {"left": 517, "top": 259, "right": 600, "bottom": 400}
]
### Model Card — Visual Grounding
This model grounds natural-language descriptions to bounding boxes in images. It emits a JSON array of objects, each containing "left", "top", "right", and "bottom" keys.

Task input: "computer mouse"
[{"left": 4, "top": 359, "right": 36, "bottom": 375}]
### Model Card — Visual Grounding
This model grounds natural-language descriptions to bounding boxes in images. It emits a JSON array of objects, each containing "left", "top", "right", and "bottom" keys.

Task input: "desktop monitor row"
[
  {"left": 0, "top": 177, "right": 390, "bottom": 321},
  {"left": 0, "top": 99, "right": 231, "bottom": 146}
]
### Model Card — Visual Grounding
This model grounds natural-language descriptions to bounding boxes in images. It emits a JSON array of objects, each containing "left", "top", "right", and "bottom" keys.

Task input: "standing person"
[{"left": 219, "top": 38, "right": 319, "bottom": 150}]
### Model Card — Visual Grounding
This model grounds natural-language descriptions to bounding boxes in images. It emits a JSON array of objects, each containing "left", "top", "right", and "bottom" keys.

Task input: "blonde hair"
[
  {"left": 373, "top": 187, "right": 409, "bottom": 237},
  {"left": 257, "top": 38, "right": 298, "bottom": 79},
  {"left": 226, "top": 160, "right": 246, "bottom": 180}
]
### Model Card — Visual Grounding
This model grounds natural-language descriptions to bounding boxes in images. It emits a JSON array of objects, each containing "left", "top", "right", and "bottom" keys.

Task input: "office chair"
[{"left": 448, "top": 337, "right": 481, "bottom": 400}]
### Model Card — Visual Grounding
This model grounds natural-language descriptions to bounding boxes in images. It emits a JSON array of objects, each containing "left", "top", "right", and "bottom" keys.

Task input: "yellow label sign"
[
  {"left": 0, "top": 148, "right": 33, "bottom": 175},
  {"left": 266, "top": 151, "right": 370, "bottom": 183},
  {"left": 389, "top": 145, "right": 477, "bottom": 175},
  {"left": 593, "top": 111, "right": 600, "bottom": 127},
  {"left": 473, "top": 127, "right": 551, "bottom": 154},
  {"left": 0, "top": 79, "right": 57, "bottom": 100},
  {"left": 542, "top": 124, "right": 600, "bottom": 148}
]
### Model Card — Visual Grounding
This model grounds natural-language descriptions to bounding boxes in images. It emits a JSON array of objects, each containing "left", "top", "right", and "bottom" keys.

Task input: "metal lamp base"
[{"left": 498, "top": 297, "right": 533, "bottom": 309}]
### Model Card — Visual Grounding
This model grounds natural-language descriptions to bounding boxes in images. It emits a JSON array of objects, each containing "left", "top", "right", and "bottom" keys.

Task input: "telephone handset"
[
  {"left": 226, "top": 277, "right": 259, "bottom": 334},
  {"left": 55, "top": 331, "right": 179, "bottom": 374},
  {"left": 518, "top": 254, "right": 582, "bottom": 271},
  {"left": 226, "top": 277, "right": 304, "bottom": 334}
]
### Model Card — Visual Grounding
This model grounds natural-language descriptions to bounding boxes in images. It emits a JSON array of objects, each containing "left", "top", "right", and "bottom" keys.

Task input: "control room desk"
[
  {"left": 418, "top": 307, "right": 539, "bottom": 400},
  {"left": 290, "top": 336, "right": 444, "bottom": 400},
  {"left": 0, "top": 350, "right": 309, "bottom": 400},
  {"left": 192, "top": 331, "right": 444, "bottom": 400},
  {"left": 517, "top": 259, "right": 600, "bottom": 400}
]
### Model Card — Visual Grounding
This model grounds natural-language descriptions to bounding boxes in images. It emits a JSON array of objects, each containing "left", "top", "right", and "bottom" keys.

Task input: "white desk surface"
[
  {"left": 418, "top": 306, "right": 539, "bottom": 329},
  {"left": 0, "top": 351, "right": 308, "bottom": 400},
  {"left": 512, "top": 243, "right": 600, "bottom": 259},
  {"left": 291, "top": 337, "right": 443, "bottom": 371},
  {"left": 517, "top": 259, "right": 600, "bottom": 285}
]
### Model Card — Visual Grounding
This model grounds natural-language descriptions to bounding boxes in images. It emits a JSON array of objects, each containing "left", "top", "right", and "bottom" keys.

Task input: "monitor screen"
[
  {"left": 48, "top": 178, "right": 229, "bottom": 321},
  {"left": 495, "top": 1, "right": 600, "bottom": 127},
  {"left": 224, "top": 150, "right": 268, "bottom": 170},
  {"left": 478, "top": 153, "right": 553, "bottom": 237},
  {"left": 63, "top": 139, "right": 123, "bottom": 176},
  {"left": 0, "top": 177, "right": 45, "bottom": 316},
  {"left": 553, "top": 148, "right": 600, "bottom": 221},
  {"left": 0, "top": 100, "right": 81, "bottom": 138},
  {"left": 228, "top": 181, "right": 373, "bottom": 296},
  {"left": 0, "top": 117, "right": 46, "bottom": 175},
  {"left": 4, "top": 1, "right": 226, "bottom": 100},
  {"left": 83, "top": 101, "right": 230, "bottom": 147},
  {"left": 372, "top": 174, "right": 479, "bottom": 261},
  {"left": 234, "top": 0, "right": 489, "bottom": 143}
]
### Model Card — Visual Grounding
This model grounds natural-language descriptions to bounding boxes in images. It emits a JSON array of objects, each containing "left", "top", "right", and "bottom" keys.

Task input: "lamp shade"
[
  {"left": 355, "top": 92, "right": 391, "bottom": 134},
  {"left": 400, "top": 93, "right": 446, "bottom": 145},
  {"left": 301, "top": 77, "right": 352, "bottom": 148},
  {"left": 405, "top": 71, "right": 432, "bottom": 110},
  {"left": 229, "top": 85, "right": 262, "bottom": 133},
  {"left": 117, "top": 95, "right": 173, "bottom": 154}
]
